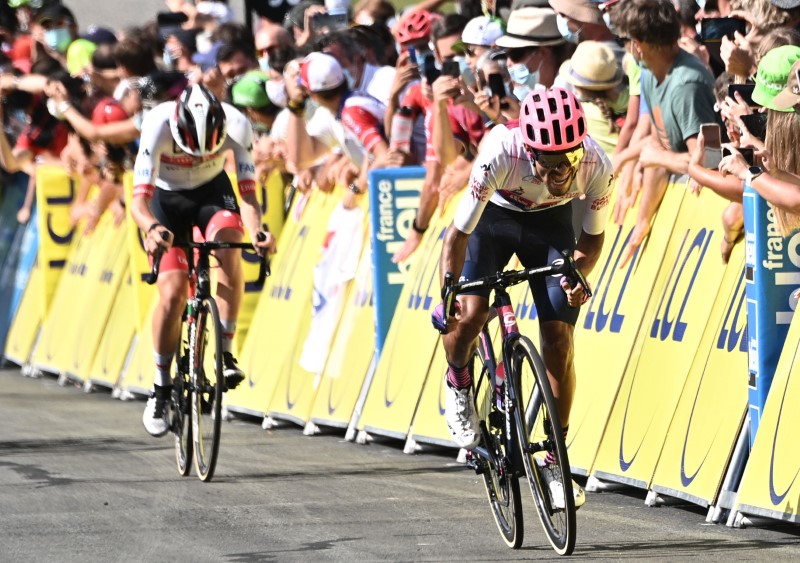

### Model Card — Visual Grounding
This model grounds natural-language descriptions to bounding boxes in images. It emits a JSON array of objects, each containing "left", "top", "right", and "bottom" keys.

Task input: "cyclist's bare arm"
[{"left": 440, "top": 224, "right": 470, "bottom": 287}]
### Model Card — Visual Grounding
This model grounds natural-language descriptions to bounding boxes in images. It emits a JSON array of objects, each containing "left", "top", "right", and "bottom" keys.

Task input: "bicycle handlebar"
[
  {"left": 442, "top": 250, "right": 592, "bottom": 318},
  {"left": 145, "top": 230, "right": 271, "bottom": 288}
]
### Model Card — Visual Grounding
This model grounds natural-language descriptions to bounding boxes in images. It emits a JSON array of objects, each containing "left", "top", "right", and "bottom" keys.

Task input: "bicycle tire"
[
  {"left": 510, "top": 336, "right": 576, "bottom": 556},
  {"left": 191, "top": 297, "right": 224, "bottom": 482},
  {"left": 173, "top": 324, "right": 192, "bottom": 477},
  {"left": 474, "top": 333, "right": 524, "bottom": 549}
]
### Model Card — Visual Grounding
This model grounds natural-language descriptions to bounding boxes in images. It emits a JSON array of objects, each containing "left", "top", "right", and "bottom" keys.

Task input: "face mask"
[
  {"left": 265, "top": 79, "right": 288, "bottom": 108},
  {"left": 45, "top": 27, "right": 72, "bottom": 53},
  {"left": 258, "top": 55, "right": 270, "bottom": 73},
  {"left": 162, "top": 49, "right": 174, "bottom": 69},
  {"left": 343, "top": 68, "right": 357, "bottom": 90},
  {"left": 603, "top": 12, "right": 617, "bottom": 36},
  {"left": 196, "top": 31, "right": 212, "bottom": 55},
  {"left": 509, "top": 61, "right": 540, "bottom": 89},
  {"left": 556, "top": 14, "right": 580, "bottom": 44},
  {"left": 513, "top": 84, "right": 531, "bottom": 102},
  {"left": 47, "top": 98, "right": 65, "bottom": 120},
  {"left": 253, "top": 121, "right": 271, "bottom": 134}
]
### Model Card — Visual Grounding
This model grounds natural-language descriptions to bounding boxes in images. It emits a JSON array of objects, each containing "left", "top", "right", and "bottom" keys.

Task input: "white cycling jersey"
[
  {"left": 133, "top": 100, "right": 256, "bottom": 199},
  {"left": 453, "top": 123, "right": 614, "bottom": 235}
]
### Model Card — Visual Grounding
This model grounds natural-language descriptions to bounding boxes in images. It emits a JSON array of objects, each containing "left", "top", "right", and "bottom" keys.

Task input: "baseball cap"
[
  {"left": 456, "top": 16, "right": 504, "bottom": 50},
  {"left": 81, "top": 26, "right": 117, "bottom": 46},
  {"left": 65, "top": 38, "right": 96, "bottom": 76},
  {"left": 232, "top": 71, "right": 272, "bottom": 109},
  {"left": 299, "top": 52, "right": 345, "bottom": 92},
  {"left": 752, "top": 45, "right": 800, "bottom": 112},
  {"left": 191, "top": 41, "right": 223, "bottom": 72},
  {"left": 92, "top": 97, "right": 129, "bottom": 125},
  {"left": 773, "top": 59, "right": 800, "bottom": 110}
]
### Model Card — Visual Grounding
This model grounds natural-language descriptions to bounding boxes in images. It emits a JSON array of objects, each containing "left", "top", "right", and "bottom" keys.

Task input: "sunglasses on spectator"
[{"left": 505, "top": 48, "right": 536, "bottom": 64}]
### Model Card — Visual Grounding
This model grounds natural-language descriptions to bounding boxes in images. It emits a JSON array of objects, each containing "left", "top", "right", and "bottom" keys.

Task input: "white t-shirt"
[
  {"left": 133, "top": 100, "right": 256, "bottom": 197},
  {"left": 453, "top": 124, "right": 614, "bottom": 235}
]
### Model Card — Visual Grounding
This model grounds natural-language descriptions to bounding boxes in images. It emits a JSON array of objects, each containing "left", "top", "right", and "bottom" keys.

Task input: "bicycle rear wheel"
[
  {"left": 173, "top": 326, "right": 192, "bottom": 477},
  {"left": 474, "top": 334, "right": 523, "bottom": 549},
  {"left": 510, "top": 336, "right": 575, "bottom": 556},
  {"left": 191, "top": 297, "right": 224, "bottom": 482}
]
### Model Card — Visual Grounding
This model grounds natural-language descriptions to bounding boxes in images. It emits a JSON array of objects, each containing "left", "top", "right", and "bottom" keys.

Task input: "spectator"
[
  {"left": 549, "top": 0, "right": 624, "bottom": 62},
  {"left": 255, "top": 20, "right": 295, "bottom": 79},
  {"left": 494, "top": 8, "right": 569, "bottom": 100},
  {"left": 353, "top": 0, "right": 395, "bottom": 27},
  {"left": 559, "top": 41, "right": 627, "bottom": 156},
  {"left": 454, "top": 15, "right": 504, "bottom": 72}
]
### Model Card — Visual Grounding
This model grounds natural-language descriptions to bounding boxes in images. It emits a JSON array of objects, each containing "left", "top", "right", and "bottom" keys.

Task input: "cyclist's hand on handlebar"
[
  {"left": 560, "top": 277, "right": 590, "bottom": 308},
  {"left": 145, "top": 224, "right": 173, "bottom": 255},
  {"left": 432, "top": 300, "right": 461, "bottom": 334},
  {"left": 252, "top": 230, "right": 277, "bottom": 257}
]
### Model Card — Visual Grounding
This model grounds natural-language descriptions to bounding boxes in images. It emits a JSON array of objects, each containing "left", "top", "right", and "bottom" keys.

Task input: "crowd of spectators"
[{"left": 2, "top": 0, "right": 800, "bottom": 264}]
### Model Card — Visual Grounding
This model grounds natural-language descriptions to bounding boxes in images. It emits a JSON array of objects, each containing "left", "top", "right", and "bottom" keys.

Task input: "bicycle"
[
  {"left": 146, "top": 234, "right": 269, "bottom": 482},
  {"left": 442, "top": 251, "right": 590, "bottom": 555}
]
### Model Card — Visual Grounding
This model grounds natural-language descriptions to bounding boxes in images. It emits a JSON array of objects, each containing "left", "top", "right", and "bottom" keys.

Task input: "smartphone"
[
  {"left": 701, "top": 123, "right": 722, "bottom": 168},
  {"left": 406, "top": 47, "right": 417, "bottom": 66},
  {"left": 740, "top": 112, "right": 768, "bottom": 141},
  {"left": 727, "top": 84, "right": 756, "bottom": 107},
  {"left": 487, "top": 72, "right": 509, "bottom": 109},
  {"left": 441, "top": 60, "right": 461, "bottom": 78},
  {"left": 311, "top": 12, "right": 349, "bottom": 33},
  {"left": 156, "top": 11, "right": 189, "bottom": 26},
  {"left": 422, "top": 55, "right": 440, "bottom": 84},
  {"left": 700, "top": 17, "right": 747, "bottom": 42},
  {"left": 723, "top": 146, "right": 755, "bottom": 166}
]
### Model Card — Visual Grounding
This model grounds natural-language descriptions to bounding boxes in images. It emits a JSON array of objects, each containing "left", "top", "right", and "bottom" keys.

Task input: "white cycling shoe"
[
  {"left": 143, "top": 388, "right": 171, "bottom": 438},
  {"left": 445, "top": 383, "right": 481, "bottom": 450},
  {"left": 539, "top": 460, "right": 585, "bottom": 511}
]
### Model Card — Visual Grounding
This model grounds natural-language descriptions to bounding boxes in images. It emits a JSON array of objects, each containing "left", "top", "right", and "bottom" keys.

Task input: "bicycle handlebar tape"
[{"left": 255, "top": 231, "right": 271, "bottom": 284}]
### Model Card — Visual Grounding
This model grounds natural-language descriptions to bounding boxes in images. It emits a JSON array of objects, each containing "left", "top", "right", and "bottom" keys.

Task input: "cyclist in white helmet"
[{"left": 131, "top": 84, "right": 276, "bottom": 438}]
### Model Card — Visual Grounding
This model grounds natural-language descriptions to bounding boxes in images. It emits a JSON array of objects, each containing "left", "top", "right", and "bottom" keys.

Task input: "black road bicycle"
[
  {"left": 147, "top": 234, "right": 268, "bottom": 482},
  {"left": 442, "top": 252, "right": 589, "bottom": 555}
]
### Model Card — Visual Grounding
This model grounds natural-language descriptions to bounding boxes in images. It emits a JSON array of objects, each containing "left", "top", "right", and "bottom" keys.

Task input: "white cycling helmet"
[{"left": 169, "top": 84, "right": 227, "bottom": 157}]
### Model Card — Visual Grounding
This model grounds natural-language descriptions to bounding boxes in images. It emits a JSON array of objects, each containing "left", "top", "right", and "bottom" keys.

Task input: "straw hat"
[
  {"left": 494, "top": 7, "right": 565, "bottom": 49},
  {"left": 559, "top": 41, "right": 623, "bottom": 90}
]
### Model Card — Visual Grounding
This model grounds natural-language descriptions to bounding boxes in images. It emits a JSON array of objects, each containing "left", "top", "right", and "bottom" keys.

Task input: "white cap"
[
  {"left": 460, "top": 16, "right": 504, "bottom": 47},
  {"left": 300, "top": 52, "right": 345, "bottom": 92}
]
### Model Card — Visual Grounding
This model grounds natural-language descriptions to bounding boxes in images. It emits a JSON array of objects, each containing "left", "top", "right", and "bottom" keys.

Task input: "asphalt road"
[{"left": 2, "top": 368, "right": 800, "bottom": 562}]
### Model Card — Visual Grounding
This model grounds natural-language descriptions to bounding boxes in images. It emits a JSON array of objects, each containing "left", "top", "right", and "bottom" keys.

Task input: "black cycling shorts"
[
  {"left": 460, "top": 201, "right": 579, "bottom": 325},
  {"left": 150, "top": 171, "right": 241, "bottom": 246}
]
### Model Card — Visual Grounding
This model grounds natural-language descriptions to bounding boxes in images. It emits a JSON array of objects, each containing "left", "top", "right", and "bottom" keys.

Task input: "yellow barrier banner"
[
  {"left": 568, "top": 184, "right": 686, "bottom": 475},
  {"left": 30, "top": 220, "right": 94, "bottom": 374},
  {"left": 122, "top": 172, "right": 156, "bottom": 329},
  {"left": 650, "top": 244, "right": 747, "bottom": 506},
  {"left": 735, "top": 308, "right": 800, "bottom": 523},
  {"left": 87, "top": 267, "right": 136, "bottom": 389},
  {"left": 67, "top": 220, "right": 130, "bottom": 381},
  {"left": 592, "top": 188, "right": 729, "bottom": 488},
  {"left": 308, "top": 237, "right": 376, "bottom": 430},
  {"left": 34, "top": 165, "right": 76, "bottom": 315},
  {"left": 263, "top": 169, "right": 285, "bottom": 240},
  {"left": 118, "top": 298, "right": 158, "bottom": 396},
  {"left": 269, "top": 206, "right": 368, "bottom": 426},
  {"left": 357, "top": 203, "right": 457, "bottom": 440},
  {"left": 225, "top": 189, "right": 339, "bottom": 416},
  {"left": 4, "top": 264, "right": 42, "bottom": 364}
]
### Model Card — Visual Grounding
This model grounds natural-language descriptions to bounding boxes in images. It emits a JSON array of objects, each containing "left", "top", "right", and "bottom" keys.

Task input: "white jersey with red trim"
[
  {"left": 133, "top": 100, "right": 256, "bottom": 198},
  {"left": 453, "top": 124, "right": 614, "bottom": 235},
  {"left": 306, "top": 90, "right": 386, "bottom": 169}
]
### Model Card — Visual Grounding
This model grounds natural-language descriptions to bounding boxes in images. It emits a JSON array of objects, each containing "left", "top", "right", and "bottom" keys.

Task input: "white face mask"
[
  {"left": 258, "top": 55, "right": 270, "bottom": 73},
  {"left": 343, "top": 68, "right": 357, "bottom": 90},
  {"left": 556, "top": 14, "right": 580, "bottom": 44}
]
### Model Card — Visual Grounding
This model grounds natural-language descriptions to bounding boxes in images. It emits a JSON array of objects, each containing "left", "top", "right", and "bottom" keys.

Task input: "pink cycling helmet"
[
  {"left": 394, "top": 10, "right": 435, "bottom": 45},
  {"left": 519, "top": 88, "right": 587, "bottom": 152}
]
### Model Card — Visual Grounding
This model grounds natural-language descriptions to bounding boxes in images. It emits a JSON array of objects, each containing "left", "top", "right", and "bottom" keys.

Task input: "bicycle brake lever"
[
  {"left": 562, "top": 252, "right": 592, "bottom": 299},
  {"left": 256, "top": 230, "right": 271, "bottom": 285},
  {"left": 443, "top": 272, "right": 456, "bottom": 317}
]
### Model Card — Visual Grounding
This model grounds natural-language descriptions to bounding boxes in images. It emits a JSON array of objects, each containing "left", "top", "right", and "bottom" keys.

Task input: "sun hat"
[
  {"left": 772, "top": 59, "right": 800, "bottom": 111},
  {"left": 458, "top": 16, "right": 504, "bottom": 48},
  {"left": 559, "top": 41, "right": 623, "bottom": 90},
  {"left": 494, "top": 8, "right": 565, "bottom": 49},
  {"left": 299, "top": 52, "right": 345, "bottom": 92},
  {"left": 232, "top": 71, "right": 272, "bottom": 108},
  {"left": 752, "top": 45, "right": 800, "bottom": 112},
  {"left": 549, "top": 0, "right": 604, "bottom": 25}
]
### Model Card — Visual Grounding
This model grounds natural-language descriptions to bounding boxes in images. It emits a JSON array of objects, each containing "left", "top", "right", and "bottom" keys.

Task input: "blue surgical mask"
[
  {"left": 602, "top": 12, "right": 617, "bottom": 36},
  {"left": 556, "top": 14, "right": 580, "bottom": 45},
  {"left": 513, "top": 84, "right": 531, "bottom": 101},
  {"left": 343, "top": 68, "right": 357, "bottom": 90},
  {"left": 45, "top": 27, "right": 72, "bottom": 53},
  {"left": 259, "top": 55, "right": 270, "bottom": 73},
  {"left": 162, "top": 49, "right": 173, "bottom": 69},
  {"left": 509, "top": 62, "right": 540, "bottom": 89}
]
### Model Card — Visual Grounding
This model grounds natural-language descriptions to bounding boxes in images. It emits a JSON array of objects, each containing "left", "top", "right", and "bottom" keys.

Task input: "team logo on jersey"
[
  {"left": 223, "top": 195, "right": 237, "bottom": 210},
  {"left": 591, "top": 194, "right": 610, "bottom": 210},
  {"left": 470, "top": 178, "right": 489, "bottom": 202}
]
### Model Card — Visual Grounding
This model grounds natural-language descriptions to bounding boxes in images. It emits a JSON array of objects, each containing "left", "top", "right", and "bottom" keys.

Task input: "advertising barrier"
[
  {"left": 592, "top": 188, "right": 729, "bottom": 488},
  {"left": 735, "top": 307, "right": 800, "bottom": 523},
  {"left": 567, "top": 184, "right": 686, "bottom": 475},
  {"left": 4, "top": 263, "right": 41, "bottom": 365},
  {"left": 742, "top": 187, "right": 799, "bottom": 446},
  {"left": 650, "top": 244, "right": 748, "bottom": 507},
  {"left": 368, "top": 166, "right": 424, "bottom": 354}
]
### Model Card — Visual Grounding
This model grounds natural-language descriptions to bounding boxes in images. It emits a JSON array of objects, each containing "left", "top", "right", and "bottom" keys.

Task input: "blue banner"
[
  {"left": 368, "top": 166, "right": 425, "bottom": 355},
  {"left": 742, "top": 186, "right": 800, "bottom": 447},
  {"left": 0, "top": 173, "right": 32, "bottom": 354}
]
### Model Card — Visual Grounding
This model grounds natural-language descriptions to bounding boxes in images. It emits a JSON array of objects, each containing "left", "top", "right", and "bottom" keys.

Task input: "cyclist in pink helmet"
[{"left": 433, "top": 87, "right": 614, "bottom": 509}]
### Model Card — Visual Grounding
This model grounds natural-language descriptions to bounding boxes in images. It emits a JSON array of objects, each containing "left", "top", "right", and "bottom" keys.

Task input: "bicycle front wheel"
[
  {"left": 190, "top": 297, "right": 224, "bottom": 482},
  {"left": 511, "top": 336, "right": 576, "bottom": 556},
  {"left": 173, "top": 326, "right": 192, "bottom": 477},
  {"left": 474, "top": 336, "right": 523, "bottom": 549}
]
